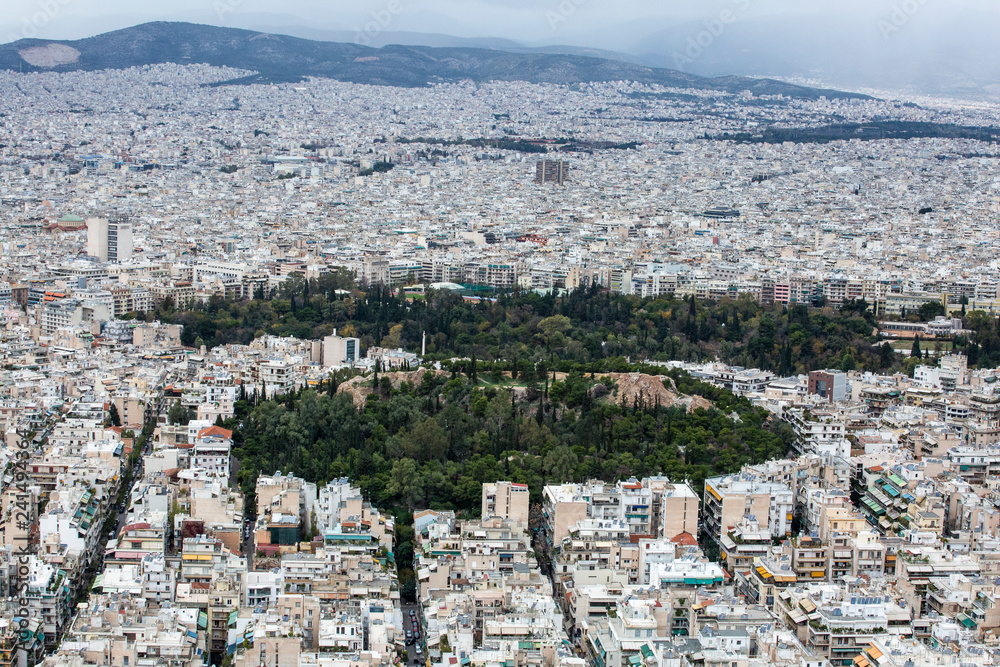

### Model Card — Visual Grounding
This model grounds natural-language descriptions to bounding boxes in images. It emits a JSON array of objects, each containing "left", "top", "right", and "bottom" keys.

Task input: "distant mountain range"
[{"left": 0, "top": 21, "right": 867, "bottom": 99}]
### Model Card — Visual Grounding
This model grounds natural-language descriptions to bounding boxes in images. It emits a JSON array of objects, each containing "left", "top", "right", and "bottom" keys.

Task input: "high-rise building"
[
  {"left": 535, "top": 160, "right": 569, "bottom": 185},
  {"left": 808, "top": 370, "right": 847, "bottom": 402},
  {"left": 323, "top": 332, "right": 361, "bottom": 367},
  {"left": 703, "top": 474, "right": 794, "bottom": 545},
  {"left": 86, "top": 216, "right": 133, "bottom": 263},
  {"left": 481, "top": 481, "right": 530, "bottom": 523}
]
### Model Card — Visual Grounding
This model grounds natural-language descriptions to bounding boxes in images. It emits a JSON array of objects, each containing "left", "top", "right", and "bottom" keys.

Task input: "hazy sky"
[
  {"left": 1, "top": 0, "right": 996, "bottom": 96},
  {"left": 1, "top": 0, "right": 987, "bottom": 46}
]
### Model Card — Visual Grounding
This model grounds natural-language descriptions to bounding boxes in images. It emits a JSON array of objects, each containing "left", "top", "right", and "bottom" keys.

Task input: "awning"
[{"left": 957, "top": 613, "right": 977, "bottom": 629}]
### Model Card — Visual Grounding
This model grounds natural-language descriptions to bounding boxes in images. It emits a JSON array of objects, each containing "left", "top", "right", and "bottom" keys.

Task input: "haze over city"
[
  {"left": 2, "top": 0, "right": 999, "bottom": 97},
  {"left": 2, "top": 3, "right": 1000, "bottom": 667}
]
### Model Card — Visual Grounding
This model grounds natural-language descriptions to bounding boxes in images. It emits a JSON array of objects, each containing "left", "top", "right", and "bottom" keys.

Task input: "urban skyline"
[{"left": 1, "top": 11, "right": 1000, "bottom": 667}]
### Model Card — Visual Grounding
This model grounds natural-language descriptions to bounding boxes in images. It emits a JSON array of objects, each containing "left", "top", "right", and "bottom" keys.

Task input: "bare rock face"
[
  {"left": 598, "top": 372, "right": 713, "bottom": 413},
  {"left": 19, "top": 44, "right": 80, "bottom": 67}
]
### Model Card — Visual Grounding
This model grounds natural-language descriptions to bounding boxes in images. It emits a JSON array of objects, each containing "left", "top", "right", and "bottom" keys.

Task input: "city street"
[{"left": 401, "top": 603, "right": 424, "bottom": 666}]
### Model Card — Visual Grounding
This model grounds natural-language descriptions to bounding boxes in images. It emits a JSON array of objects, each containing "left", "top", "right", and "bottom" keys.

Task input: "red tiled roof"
[
  {"left": 123, "top": 522, "right": 152, "bottom": 531},
  {"left": 670, "top": 531, "right": 699, "bottom": 546},
  {"left": 198, "top": 425, "right": 232, "bottom": 439}
]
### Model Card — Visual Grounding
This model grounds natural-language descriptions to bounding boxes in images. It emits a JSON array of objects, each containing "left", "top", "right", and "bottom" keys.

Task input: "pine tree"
[
  {"left": 879, "top": 342, "right": 896, "bottom": 370},
  {"left": 911, "top": 335, "right": 922, "bottom": 359},
  {"left": 167, "top": 400, "right": 187, "bottom": 426}
]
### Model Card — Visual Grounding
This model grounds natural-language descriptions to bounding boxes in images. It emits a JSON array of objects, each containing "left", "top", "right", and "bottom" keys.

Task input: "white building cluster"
[{"left": 3, "top": 51, "right": 1000, "bottom": 667}]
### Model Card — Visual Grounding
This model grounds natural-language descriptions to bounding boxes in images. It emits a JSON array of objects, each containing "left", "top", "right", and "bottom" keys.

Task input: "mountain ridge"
[{"left": 0, "top": 21, "right": 869, "bottom": 99}]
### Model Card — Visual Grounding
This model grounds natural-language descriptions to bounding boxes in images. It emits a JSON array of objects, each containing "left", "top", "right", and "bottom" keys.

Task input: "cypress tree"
[{"left": 108, "top": 403, "right": 122, "bottom": 428}]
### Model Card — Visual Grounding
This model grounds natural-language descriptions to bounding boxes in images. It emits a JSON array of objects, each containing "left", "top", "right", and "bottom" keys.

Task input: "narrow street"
[{"left": 401, "top": 603, "right": 424, "bottom": 666}]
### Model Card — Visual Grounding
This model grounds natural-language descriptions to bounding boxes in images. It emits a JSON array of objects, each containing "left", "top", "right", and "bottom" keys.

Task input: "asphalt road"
[
  {"left": 401, "top": 603, "right": 424, "bottom": 666},
  {"left": 243, "top": 519, "right": 255, "bottom": 568}
]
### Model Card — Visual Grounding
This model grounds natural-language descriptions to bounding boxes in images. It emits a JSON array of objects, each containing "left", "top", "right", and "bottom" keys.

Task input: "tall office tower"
[
  {"left": 86, "top": 216, "right": 133, "bottom": 263},
  {"left": 534, "top": 160, "right": 569, "bottom": 185}
]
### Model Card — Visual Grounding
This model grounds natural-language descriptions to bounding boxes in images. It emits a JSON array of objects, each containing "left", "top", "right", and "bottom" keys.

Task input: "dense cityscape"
[{"left": 3, "top": 17, "right": 1000, "bottom": 667}]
